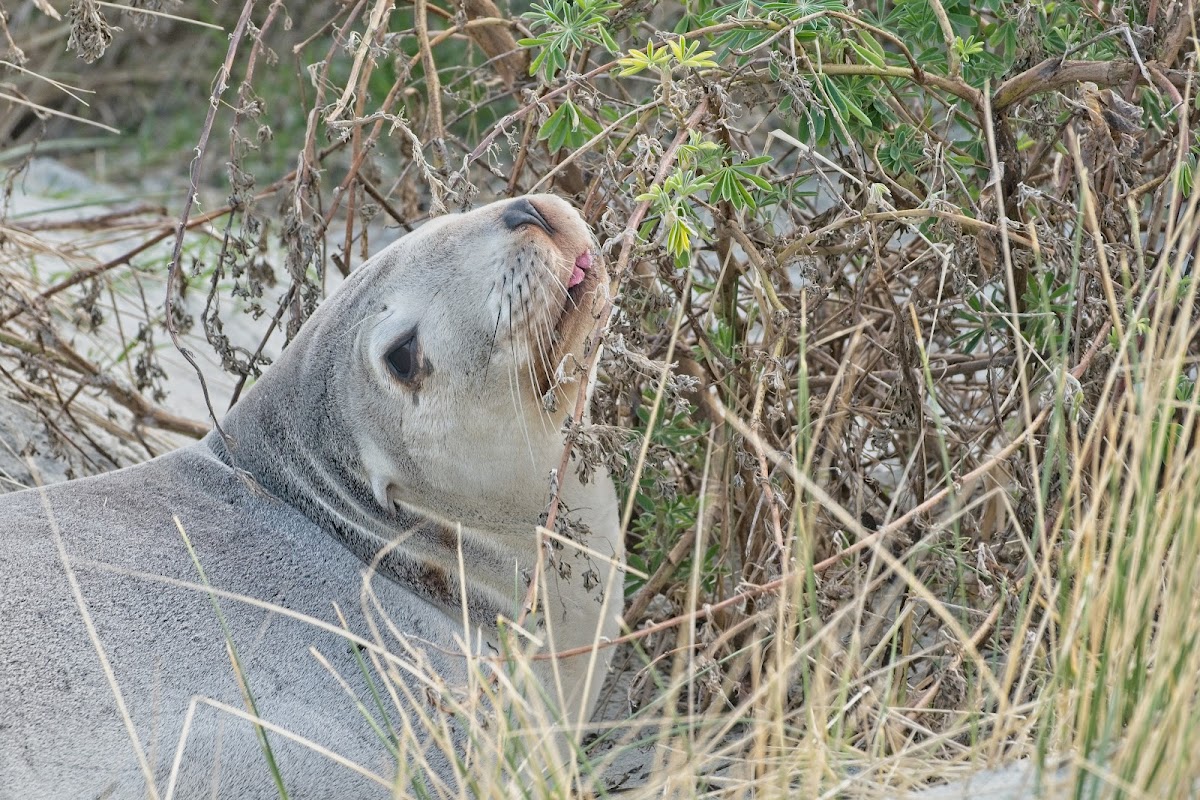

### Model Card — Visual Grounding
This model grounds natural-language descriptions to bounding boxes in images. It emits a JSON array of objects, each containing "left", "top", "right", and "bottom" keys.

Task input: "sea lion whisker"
[
  {"left": 507, "top": 315, "right": 539, "bottom": 464},
  {"left": 342, "top": 308, "right": 392, "bottom": 343},
  {"left": 523, "top": 328, "right": 555, "bottom": 434},
  {"left": 530, "top": 316, "right": 552, "bottom": 384},
  {"left": 529, "top": 317, "right": 558, "bottom": 437},
  {"left": 542, "top": 256, "right": 569, "bottom": 295},
  {"left": 479, "top": 291, "right": 505, "bottom": 390}
]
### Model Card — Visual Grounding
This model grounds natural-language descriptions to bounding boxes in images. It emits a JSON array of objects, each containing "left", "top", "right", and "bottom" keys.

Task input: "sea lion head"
[
  {"left": 355, "top": 193, "right": 605, "bottom": 414},
  {"left": 242, "top": 194, "right": 611, "bottom": 527},
  {"left": 210, "top": 194, "right": 621, "bottom": 723}
]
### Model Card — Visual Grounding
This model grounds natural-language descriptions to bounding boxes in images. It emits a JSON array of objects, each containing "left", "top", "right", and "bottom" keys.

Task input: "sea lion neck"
[
  {"left": 204, "top": 294, "right": 531, "bottom": 628},
  {"left": 210, "top": 284, "right": 378, "bottom": 519}
]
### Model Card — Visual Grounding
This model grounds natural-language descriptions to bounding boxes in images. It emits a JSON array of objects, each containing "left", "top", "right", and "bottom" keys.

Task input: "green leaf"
[
  {"left": 834, "top": 89, "right": 873, "bottom": 126},
  {"left": 848, "top": 40, "right": 885, "bottom": 68},
  {"left": 521, "top": 0, "right": 623, "bottom": 80},
  {"left": 1177, "top": 157, "right": 1195, "bottom": 197},
  {"left": 667, "top": 218, "right": 692, "bottom": 255},
  {"left": 536, "top": 99, "right": 604, "bottom": 152},
  {"left": 744, "top": 173, "right": 773, "bottom": 192},
  {"left": 537, "top": 104, "right": 569, "bottom": 150},
  {"left": 598, "top": 27, "right": 619, "bottom": 53}
]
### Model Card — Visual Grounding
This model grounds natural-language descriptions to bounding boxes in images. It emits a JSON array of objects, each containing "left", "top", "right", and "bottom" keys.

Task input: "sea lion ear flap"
[{"left": 371, "top": 473, "right": 393, "bottom": 511}]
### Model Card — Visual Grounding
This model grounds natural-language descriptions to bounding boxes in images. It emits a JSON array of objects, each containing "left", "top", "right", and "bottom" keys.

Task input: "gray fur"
[{"left": 0, "top": 195, "right": 622, "bottom": 799}]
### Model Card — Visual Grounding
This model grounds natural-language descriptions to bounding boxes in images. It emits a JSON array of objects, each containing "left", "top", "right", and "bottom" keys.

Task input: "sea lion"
[{"left": 0, "top": 194, "right": 623, "bottom": 798}]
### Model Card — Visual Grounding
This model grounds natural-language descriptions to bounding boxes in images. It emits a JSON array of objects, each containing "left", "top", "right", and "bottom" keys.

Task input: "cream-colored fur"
[{"left": 0, "top": 195, "right": 621, "bottom": 798}]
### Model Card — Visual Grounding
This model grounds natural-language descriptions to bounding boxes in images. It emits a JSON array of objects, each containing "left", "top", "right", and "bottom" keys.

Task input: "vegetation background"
[{"left": 2, "top": 0, "right": 1200, "bottom": 796}]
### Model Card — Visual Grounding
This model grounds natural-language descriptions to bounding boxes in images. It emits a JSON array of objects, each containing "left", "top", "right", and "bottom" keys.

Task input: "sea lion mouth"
[
  {"left": 517, "top": 244, "right": 603, "bottom": 404},
  {"left": 494, "top": 195, "right": 605, "bottom": 403},
  {"left": 561, "top": 249, "right": 594, "bottom": 309},
  {"left": 555, "top": 247, "right": 602, "bottom": 332},
  {"left": 568, "top": 250, "right": 592, "bottom": 290}
]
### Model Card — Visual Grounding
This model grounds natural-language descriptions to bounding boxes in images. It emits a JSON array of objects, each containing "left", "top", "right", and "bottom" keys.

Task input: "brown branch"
[
  {"left": 922, "top": 0, "right": 960, "bottom": 79},
  {"left": 1156, "top": 2, "right": 1199, "bottom": 65},
  {"left": 163, "top": 0, "right": 256, "bottom": 434},
  {"left": 414, "top": 0, "right": 446, "bottom": 144},
  {"left": 544, "top": 99, "right": 711, "bottom": 536},
  {"left": 0, "top": 330, "right": 207, "bottom": 438},
  {"left": 993, "top": 58, "right": 1189, "bottom": 111},
  {"left": 804, "top": 64, "right": 983, "bottom": 110},
  {"left": 460, "top": 0, "right": 528, "bottom": 88},
  {"left": 0, "top": 141, "right": 347, "bottom": 330}
]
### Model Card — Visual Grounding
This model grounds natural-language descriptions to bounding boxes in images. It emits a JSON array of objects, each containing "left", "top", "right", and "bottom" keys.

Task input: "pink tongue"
[{"left": 569, "top": 251, "right": 592, "bottom": 289}]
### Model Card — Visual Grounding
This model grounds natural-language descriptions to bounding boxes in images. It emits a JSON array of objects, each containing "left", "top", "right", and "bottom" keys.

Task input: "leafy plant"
[
  {"left": 520, "top": 0, "right": 621, "bottom": 81},
  {"left": 637, "top": 169, "right": 713, "bottom": 262},
  {"left": 635, "top": 134, "right": 774, "bottom": 262},
  {"left": 616, "top": 36, "right": 718, "bottom": 76},
  {"left": 536, "top": 98, "right": 603, "bottom": 152}
]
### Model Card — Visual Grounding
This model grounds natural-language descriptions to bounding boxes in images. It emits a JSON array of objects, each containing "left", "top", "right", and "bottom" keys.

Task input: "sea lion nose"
[{"left": 502, "top": 197, "right": 555, "bottom": 235}]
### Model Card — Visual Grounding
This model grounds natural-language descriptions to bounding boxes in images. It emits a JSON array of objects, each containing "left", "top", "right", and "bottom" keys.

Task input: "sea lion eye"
[{"left": 385, "top": 334, "right": 417, "bottom": 381}]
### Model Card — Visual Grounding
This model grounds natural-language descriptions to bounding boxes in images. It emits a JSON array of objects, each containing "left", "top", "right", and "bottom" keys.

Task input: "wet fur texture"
[{"left": 0, "top": 195, "right": 622, "bottom": 798}]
